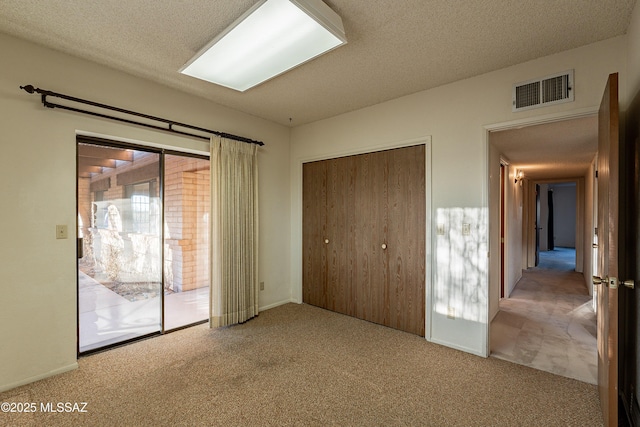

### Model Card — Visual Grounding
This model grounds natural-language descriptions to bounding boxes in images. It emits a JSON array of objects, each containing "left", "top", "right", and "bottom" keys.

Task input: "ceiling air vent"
[{"left": 512, "top": 70, "right": 574, "bottom": 112}]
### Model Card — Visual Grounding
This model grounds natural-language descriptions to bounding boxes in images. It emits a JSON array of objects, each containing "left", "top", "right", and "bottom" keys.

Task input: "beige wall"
[
  {"left": 627, "top": 1, "right": 640, "bottom": 106},
  {"left": 0, "top": 33, "right": 291, "bottom": 391},
  {"left": 487, "top": 145, "right": 501, "bottom": 321},
  {"left": 3, "top": 1, "right": 639, "bottom": 391},
  {"left": 583, "top": 158, "right": 596, "bottom": 296},
  {"left": 290, "top": 36, "right": 627, "bottom": 356},
  {"left": 552, "top": 184, "right": 577, "bottom": 248},
  {"left": 505, "top": 165, "right": 524, "bottom": 297}
]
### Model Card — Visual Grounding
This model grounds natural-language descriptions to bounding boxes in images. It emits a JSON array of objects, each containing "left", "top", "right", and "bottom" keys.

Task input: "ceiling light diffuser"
[{"left": 180, "top": 0, "right": 347, "bottom": 92}]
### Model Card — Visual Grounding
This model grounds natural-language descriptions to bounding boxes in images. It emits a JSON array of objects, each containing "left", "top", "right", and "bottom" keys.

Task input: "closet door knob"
[
  {"left": 381, "top": 243, "right": 387, "bottom": 250},
  {"left": 324, "top": 239, "right": 329, "bottom": 244}
]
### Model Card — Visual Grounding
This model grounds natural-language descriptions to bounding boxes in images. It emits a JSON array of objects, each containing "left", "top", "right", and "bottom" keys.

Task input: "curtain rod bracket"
[{"left": 19, "top": 84, "right": 264, "bottom": 146}]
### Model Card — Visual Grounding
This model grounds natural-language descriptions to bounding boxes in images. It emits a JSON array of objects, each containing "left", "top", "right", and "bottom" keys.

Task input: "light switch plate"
[
  {"left": 447, "top": 306, "right": 455, "bottom": 320},
  {"left": 462, "top": 223, "right": 471, "bottom": 236},
  {"left": 56, "top": 224, "right": 68, "bottom": 239}
]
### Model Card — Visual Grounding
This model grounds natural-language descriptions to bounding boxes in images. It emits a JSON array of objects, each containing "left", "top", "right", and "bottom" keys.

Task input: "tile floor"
[
  {"left": 79, "top": 271, "right": 209, "bottom": 352},
  {"left": 490, "top": 248, "right": 598, "bottom": 384}
]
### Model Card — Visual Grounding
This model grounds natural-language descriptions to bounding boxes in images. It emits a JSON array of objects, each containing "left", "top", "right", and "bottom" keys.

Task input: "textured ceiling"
[
  {"left": 0, "top": 0, "right": 636, "bottom": 127},
  {"left": 490, "top": 115, "right": 598, "bottom": 181}
]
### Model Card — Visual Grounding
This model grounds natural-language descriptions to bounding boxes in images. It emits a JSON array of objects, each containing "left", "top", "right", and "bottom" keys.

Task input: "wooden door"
[
  {"left": 303, "top": 145, "right": 426, "bottom": 336},
  {"left": 385, "top": 146, "right": 426, "bottom": 336},
  {"left": 325, "top": 156, "right": 355, "bottom": 315},
  {"left": 619, "top": 72, "right": 639, "bottom": 424},
  {"left": 596, "top": 72, "right": 619, "bottom": 427},
  {"left": 354, "top": 150, "right": 387, "bottom": 325},
  {"left": 303, "top": 160, "right": 328, "bottom": 308},
  {"left": 303, "top": 156, "right": 357, "bottom": 316}
]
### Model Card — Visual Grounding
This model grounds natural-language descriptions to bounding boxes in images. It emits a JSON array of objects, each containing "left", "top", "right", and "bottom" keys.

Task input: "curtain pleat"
[{"left": 210, "top": 136, "right": 259, "bottom": 327}]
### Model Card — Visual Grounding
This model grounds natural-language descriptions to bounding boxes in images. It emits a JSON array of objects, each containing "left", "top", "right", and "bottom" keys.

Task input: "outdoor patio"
[{"left": 79, "top": 271, "right": 209, "bottom": 352}]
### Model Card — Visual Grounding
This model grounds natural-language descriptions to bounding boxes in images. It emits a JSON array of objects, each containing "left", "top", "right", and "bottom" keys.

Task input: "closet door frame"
[{"left": 297, "top": 137, "right": 433, "bottom": 340}]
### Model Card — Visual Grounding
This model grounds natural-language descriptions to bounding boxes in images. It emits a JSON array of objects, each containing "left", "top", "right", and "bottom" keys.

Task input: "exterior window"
[{"left": 125, "top": 181, "right": 157, "bottom": 234}]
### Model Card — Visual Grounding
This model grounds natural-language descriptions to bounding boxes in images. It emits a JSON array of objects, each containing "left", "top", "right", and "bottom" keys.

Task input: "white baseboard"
[
  {"left": 0, "top": 362, "right": 78, "bottom": 393},
  {"left": 259, "top": 298, "right": 296, "bottom": 312}
]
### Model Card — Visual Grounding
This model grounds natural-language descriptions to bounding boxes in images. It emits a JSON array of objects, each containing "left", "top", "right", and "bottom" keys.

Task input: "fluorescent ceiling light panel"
[{"left": 180, "top": 0, "right": 347, "bottom": 92}]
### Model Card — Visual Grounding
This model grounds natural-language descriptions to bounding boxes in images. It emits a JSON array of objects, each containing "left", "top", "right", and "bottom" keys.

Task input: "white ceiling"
[
  {"left": 0, "top": 1, "right": 634, "bottom": 181},
  {"left": 0, "top": 0, "right": 635, "bottom": 127},
  {"left": 490, "top": 115, "right": 598, "bottom": 181}
]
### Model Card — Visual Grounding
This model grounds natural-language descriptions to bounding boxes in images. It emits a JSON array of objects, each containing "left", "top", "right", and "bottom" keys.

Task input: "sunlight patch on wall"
[{"left": 434, "top": 207, "right": 488, "bottom": 323}]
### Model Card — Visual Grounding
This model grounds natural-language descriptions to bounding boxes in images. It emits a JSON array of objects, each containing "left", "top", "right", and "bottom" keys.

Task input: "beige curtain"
[{"left": 210, "top": 136, "right": 259, "bottom": 327}]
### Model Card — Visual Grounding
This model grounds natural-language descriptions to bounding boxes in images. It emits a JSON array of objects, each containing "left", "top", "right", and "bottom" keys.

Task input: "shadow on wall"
[{"left": 434, "top": 207, "right": 488, "bottom": 322}]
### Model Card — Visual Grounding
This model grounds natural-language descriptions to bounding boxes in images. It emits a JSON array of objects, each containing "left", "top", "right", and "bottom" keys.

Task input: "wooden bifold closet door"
[{"left": 303, "top": 145, "right": 426, "bottom": 336}]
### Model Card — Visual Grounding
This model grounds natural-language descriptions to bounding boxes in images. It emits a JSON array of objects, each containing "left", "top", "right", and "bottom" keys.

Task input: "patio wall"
[{"left": 78, "top": 151, "right": 210, "bottom": 293}]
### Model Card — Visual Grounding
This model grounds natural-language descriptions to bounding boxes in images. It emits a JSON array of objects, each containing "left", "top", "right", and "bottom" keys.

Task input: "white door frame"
[{"left": 482, "top": 106, "right": 598, "bottom": 356}]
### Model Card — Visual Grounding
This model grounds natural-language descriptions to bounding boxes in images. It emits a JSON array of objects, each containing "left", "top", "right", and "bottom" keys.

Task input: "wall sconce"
[{"left": 514, "top": 170, "right": 524, "bottom": 184}]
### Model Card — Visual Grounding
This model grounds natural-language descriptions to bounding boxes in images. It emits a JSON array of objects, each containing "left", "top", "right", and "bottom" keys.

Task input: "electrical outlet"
[
  {"left": 260, "top": 281, "right": 265, "bottom": 291},
  {"left": 56, "top": 225, "right": 68, "bottom": 239},
  {"left": 462, "top": 223, "right": 471, "bottom": 236}
]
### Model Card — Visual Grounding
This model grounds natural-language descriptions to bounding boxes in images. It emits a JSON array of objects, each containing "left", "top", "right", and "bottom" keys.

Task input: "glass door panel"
[
  {"left": 78, "top": 142, "right": 162, "bottom": 352},
  {"left": 163, "top": 154, "right": 210, "bottom": 330}
]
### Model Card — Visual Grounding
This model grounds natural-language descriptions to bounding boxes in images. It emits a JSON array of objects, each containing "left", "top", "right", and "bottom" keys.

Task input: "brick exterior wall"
[
  {"left": 78, "top": 148, "right": 209, "bottom": 292},
  {"left": 164, "top": 155, "right": 210, "bottom": 292}
]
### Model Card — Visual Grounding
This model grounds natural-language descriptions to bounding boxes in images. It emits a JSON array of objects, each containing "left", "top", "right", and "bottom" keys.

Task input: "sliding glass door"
[
  {"left": 163, "top": 154, "right": 210, "bottom": 330},
  {"left": 77, "top": 139, "right": 209, "bottom": 353}
]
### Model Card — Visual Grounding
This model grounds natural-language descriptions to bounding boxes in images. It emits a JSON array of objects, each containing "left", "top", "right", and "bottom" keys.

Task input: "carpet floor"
[{"left": 1, "top": 303, "right": 602, "bottom": 426}]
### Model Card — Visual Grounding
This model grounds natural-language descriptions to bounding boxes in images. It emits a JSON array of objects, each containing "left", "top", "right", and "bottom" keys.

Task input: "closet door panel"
[
  {"left": 325, "top": 156, "right": 355, "bottom": 315},
  {"left": 354, "top": 151, "right": 387, "bottom": 325},
  {"left": 386, "top": 145, "right": 426, "bottom": 336},
  {"left": 302, "top": 160, "right": 328, "bottom": 307},
  {"left": 303, "top": 145, "right": 426, "bottom": 337}
]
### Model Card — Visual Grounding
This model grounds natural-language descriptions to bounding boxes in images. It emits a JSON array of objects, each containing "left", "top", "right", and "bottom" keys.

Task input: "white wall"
[
  {"left": 524, "top": 180, "right": 537, "bottom": 269},
  {"left": 290, "top": 36, "right": 627, "bottom": 357},
  {"left": 0, "top": 33, "right": 292, "bottom": 392},
  {"left": 538, "top": 184, "right": 550, "bottom": 251},
  {"left": 584, "top": 158, "right": 596, "bottom": 295},
  {"left": 551, "top": 184, "right": 577, "bottom": 248},
  {"left": 487, "top": 157, "right": 524, "bottom": 319},
  {"left": 628, "top": 1, "right": 640, "bottom": 105},
  {"left": 505, "top": 165, "right": 524, "bottom": 296},
  {"left": 487, "top": 146, "right": 501, "bottom": 321}
]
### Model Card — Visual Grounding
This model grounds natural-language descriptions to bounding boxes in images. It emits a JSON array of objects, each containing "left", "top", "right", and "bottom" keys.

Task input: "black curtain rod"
[{"left": 19, "top": 85, "right": 264, "bottom": 146}]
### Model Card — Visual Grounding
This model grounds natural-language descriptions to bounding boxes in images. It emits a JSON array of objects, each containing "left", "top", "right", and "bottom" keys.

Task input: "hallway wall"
[
  {"left": 549, "top": 184, "right": 577, "bottom": 248},
  {"left": 505, "top": 164, "right": 524, "bottom": 298}
]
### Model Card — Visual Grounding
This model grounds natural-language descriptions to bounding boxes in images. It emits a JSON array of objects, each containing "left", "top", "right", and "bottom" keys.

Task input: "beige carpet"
[{"left": 1, "top": 303, "right": 602, "bottom": 426}]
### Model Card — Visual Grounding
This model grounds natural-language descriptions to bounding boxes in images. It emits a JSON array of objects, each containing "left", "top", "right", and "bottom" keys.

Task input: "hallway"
[{"left": 490, "top": 248, "right": 597, "bottom": 384}]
